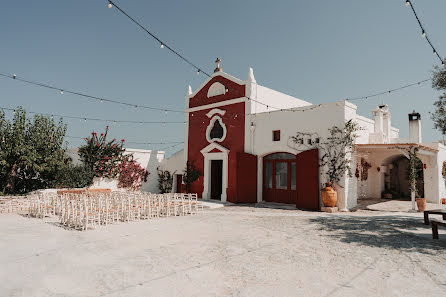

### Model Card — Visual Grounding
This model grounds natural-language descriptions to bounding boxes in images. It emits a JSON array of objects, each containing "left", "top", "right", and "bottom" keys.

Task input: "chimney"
[
  {"left": 380, "top": 105, "right": 391, "bottom": 142},
  {"left": 409, "top": 110, "right": 421, "bottom": 143},
  {"left": 373, "top": 107, "right": 384, "bottom": 134}
]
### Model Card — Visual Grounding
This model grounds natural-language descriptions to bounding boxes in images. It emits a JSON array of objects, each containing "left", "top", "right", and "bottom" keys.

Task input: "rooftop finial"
[
  {"left": 247, "top": 67, "right": 256, "bottom": 83},
  {"left": 214, "top": 57, "right": 222, "bottom": 73}
]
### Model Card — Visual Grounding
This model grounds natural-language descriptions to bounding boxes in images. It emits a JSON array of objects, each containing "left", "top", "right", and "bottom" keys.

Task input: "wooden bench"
[
  {"left": 432, "top": 220, "right": 446, "bottom": 239},
  {"left": 423, "top": 209, "right": 446, "bottom": 225}
]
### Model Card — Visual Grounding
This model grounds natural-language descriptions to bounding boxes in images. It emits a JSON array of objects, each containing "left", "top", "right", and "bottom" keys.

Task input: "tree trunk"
[{"left": 5, "top": 163, "right": 17, "bottom": 194}]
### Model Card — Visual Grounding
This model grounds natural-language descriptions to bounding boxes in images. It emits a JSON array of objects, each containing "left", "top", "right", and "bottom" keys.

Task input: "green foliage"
[
  {"left": 78, "top": 126, "right": 130, "bottom": 178},
  {"left": 319, "top": 119, "right": 361, "bottom": 186},
  {"left": 54, "top": 164, "right": 95, "bottom": 189},
  {"left": 0, "top": 108, "right": 67, "bottom": 194},
  {"left": 157, "top": 168, "right": 174, "bottom": 194},
  {"left": 183, "top": 161, "right": 200, "bottom": 193},
  {"left": 430, "top": 62, "right": 446, "bottom": 135},
  {"left": 408, "top": 147, "right": 423, "bottom": 198}
]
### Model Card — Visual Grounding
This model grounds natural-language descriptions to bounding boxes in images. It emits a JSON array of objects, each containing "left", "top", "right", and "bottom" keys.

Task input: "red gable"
[{"left": 189, "top": 75, "right": 245, "bottom": 109}]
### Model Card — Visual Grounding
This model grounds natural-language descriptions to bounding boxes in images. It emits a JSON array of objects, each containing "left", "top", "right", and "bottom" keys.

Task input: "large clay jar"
[
  {"left": 416, "top": 198, "right": 426, "bottom": 212},
  {"left": 321, "top": 183, "right": 337, "bottom": 207}
]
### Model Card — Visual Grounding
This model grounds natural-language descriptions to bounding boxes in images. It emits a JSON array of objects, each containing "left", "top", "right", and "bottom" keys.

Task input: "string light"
[
  {"left": 405, "top": 0, "right": 443, "bottom": 65},
  {"left": 0, "top": 72, "right": 184, "bottom": 113},
  {"left": 107, "top": 0, "right": 211, "bottom": 77},
  {"left": 65, "top": 136, "right": 183, "bottom": 146},
  {"left": 346, "top": 78, "right": 430, "bottom": 101},
  {"left": 108, "top": 1, "right": 112, "bottom": 8},
  {"left": 0, "top": 1, "right": 436, "bottom": 124},
  {"left": 0, "top": 105, "right": 185, "bottom": 125},
  {"left": 60, "top": 90, "right": 64, "bottom": 95}
]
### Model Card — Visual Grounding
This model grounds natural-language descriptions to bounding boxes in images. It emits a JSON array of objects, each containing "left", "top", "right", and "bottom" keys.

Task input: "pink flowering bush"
[
  {"left": 78, "top": 126, "right": 128, "bottom": 178},
  {"left": 118, "top": 159, "right": 149, "bottom": 191}
]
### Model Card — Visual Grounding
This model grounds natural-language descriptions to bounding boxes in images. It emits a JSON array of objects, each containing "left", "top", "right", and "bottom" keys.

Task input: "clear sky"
[{"left": 1, "top": 0, "right": 445, "bottom": 155}]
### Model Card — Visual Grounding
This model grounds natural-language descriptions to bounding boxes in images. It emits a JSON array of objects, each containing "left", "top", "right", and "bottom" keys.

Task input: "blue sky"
[{"left": 1, "top": 0, "right": 445, "bottom": 155}]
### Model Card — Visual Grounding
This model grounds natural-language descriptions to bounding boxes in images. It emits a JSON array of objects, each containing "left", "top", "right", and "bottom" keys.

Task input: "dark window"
[
  {"left": 210, "top": 120, "right": 224, "bottom": 140},
  {"left": 264, "top": 153, "right": 295, "bottom": 160},
  {"left": 273, "top": 130, "right": 280, "bottom": 141}
]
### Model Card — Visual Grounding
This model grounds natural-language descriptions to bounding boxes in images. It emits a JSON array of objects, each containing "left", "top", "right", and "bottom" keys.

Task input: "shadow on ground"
[{"left": 309, "top": 215, "right": 446, "bottom": 254}]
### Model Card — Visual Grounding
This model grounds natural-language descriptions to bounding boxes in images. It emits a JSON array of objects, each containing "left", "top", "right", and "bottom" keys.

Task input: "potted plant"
[
  {"left": 408, "top": 148, "right": 425, "bottom": 212},
  {"left": 319, "top": 120, "right": 360, "bottom": 207}
]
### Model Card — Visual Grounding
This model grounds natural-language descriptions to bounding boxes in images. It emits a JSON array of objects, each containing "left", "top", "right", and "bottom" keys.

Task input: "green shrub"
[{"left": 55, "top": 164, "right": 95, "bottom": 189}]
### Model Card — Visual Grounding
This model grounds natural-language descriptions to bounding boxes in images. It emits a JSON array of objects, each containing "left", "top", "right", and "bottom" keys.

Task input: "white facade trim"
[
  {"left": 207, "top": 82, "right": 226, "bottom": 98},
  {"left": 186, "top": 98, "right": 246, "bottom": 113},
  {"left": 206, "top": 108, "right": 226, "bottom": 118},
  {"left": 205, "top": 116, "right": 227, "bottom": 143},
  {"left": 200, "top": 143, "right": 229, "bottom": 202}
]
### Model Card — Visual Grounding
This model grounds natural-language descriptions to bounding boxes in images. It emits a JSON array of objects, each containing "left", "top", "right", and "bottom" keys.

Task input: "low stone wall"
[{"left": 0, "top": 196, "right": 29, "bottom": 214}]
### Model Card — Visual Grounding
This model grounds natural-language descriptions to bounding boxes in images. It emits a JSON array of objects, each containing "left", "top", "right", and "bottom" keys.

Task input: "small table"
[{"left": 424, "top": 209, "right": 446, "bottom": 225}]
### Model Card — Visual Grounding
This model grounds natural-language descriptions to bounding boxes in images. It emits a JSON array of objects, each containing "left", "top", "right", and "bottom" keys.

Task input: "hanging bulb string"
[
  {"left": 107, "top": 0, "right": 210, "bottom": 77},
  {"left": 159, "top": 142, "right": 184, "bottom": 151},
  {"left": 404, "top": 1, "right": 444, "bottom": 65},
  {"left": 65, "top": 135, "right": 183, "bottom": 145},
  {"left": 0, "top": 72, "right": 184, "bottom": 114},
  {"left": 0, "top": 68, "right": 431, "bottom": 119},
  {"left": 0, "top": 106, "right": 184, "bottom": 125},
  {"left": 105, "top": 1, "right": 439, "bottom": 112},
  {"left": 345, "top": 78, "right": 431, "bottom": 101}
]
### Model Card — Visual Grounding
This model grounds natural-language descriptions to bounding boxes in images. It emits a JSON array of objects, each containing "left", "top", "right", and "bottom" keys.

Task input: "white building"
[{"left": 160, "top": 64, "right": 446, "bottom": 210}]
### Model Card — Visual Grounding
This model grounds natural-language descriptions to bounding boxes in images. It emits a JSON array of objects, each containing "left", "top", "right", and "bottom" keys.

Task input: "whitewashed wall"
[
  {"left": 159, "top": 149, "right": 186, "bottom": 193},
  {"left": 250, "top": 100, "right": 358, "bottom": 209}
]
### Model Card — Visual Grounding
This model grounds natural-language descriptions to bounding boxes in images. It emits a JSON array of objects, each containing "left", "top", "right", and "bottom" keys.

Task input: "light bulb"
[
  {"left": 196, "top": 69, "right": 200, "bottom": 75},
  {"left": 160, "top": 43, "right": 164, "bottom": 49},
  {"left": 422, "top": 30, "right": 426, "bottom": 38},
  {"left": 405, "top": 0, "right": 410, "bottom": 7},
  {"left": 108, "top": 2, "right": 112, "bottom": 8},
  {"left": 434, "top": 49, "right": 437, "bottom": 55},
  {"left": 60, "top": 90, "right": 64, "bottom": 95},
  {"left": 100, "top": 98, "right": 103, "bottom": 103},
  {"left": 12, "top": 74, "right": 16, "bottom": 79}
]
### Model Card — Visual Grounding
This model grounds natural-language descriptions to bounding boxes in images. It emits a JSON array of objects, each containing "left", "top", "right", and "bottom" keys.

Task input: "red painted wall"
[
  {"left": 235, "top": 152, "right": 257, "bottom": 203},
  {"left": 187, "top": 78, "right": 246, "bottom": 199}
]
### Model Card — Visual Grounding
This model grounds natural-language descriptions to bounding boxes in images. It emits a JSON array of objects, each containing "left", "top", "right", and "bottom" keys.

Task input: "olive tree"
[
  {"left": 0, "top": 108, "right": 67, "bottom": 194},
  {"left": 430, "top": 62, "right": 446, "bottom": 135}
]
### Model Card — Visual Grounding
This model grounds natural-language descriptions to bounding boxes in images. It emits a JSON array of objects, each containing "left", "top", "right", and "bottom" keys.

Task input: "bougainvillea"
[
  {"left": 360, "top": 158, "right": 372, "bottom": 181},
  {"left": 117, "top": 159, "right": 149, "bottom": 191},
  {"left": 78, "top": 126, "right": 129, "bottom": 178}
]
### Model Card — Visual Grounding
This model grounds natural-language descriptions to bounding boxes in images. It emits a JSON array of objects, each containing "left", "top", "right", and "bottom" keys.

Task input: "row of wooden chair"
[{"left": 28, "top": 192, "right": 202, "bottom": 231}]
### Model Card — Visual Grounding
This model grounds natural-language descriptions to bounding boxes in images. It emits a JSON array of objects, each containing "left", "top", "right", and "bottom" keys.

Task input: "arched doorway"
[
  {"left": 263, "top": 152, "right": 297, "bottom": 204},
  {"left": 389, "top": 156, "right": 424, "bottom": 199}
]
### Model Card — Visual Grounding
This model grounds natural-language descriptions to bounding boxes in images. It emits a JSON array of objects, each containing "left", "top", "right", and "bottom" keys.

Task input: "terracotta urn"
[
  {"left": 321, "top": 182, "right": 337, "bottom": 207},
  {"left": 416, "top": 198, "right": 426, "bottom": 212}
]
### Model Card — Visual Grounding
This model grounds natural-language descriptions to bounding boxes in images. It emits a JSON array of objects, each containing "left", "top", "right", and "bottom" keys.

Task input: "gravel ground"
[{"left": 0, "top": 206, "right": 445, "bottom": 297}]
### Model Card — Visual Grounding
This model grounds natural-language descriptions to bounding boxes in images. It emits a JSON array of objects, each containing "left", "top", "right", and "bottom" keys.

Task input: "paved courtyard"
[{"left": 1, "top": 206, "right": 446, "bottom": 297}]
